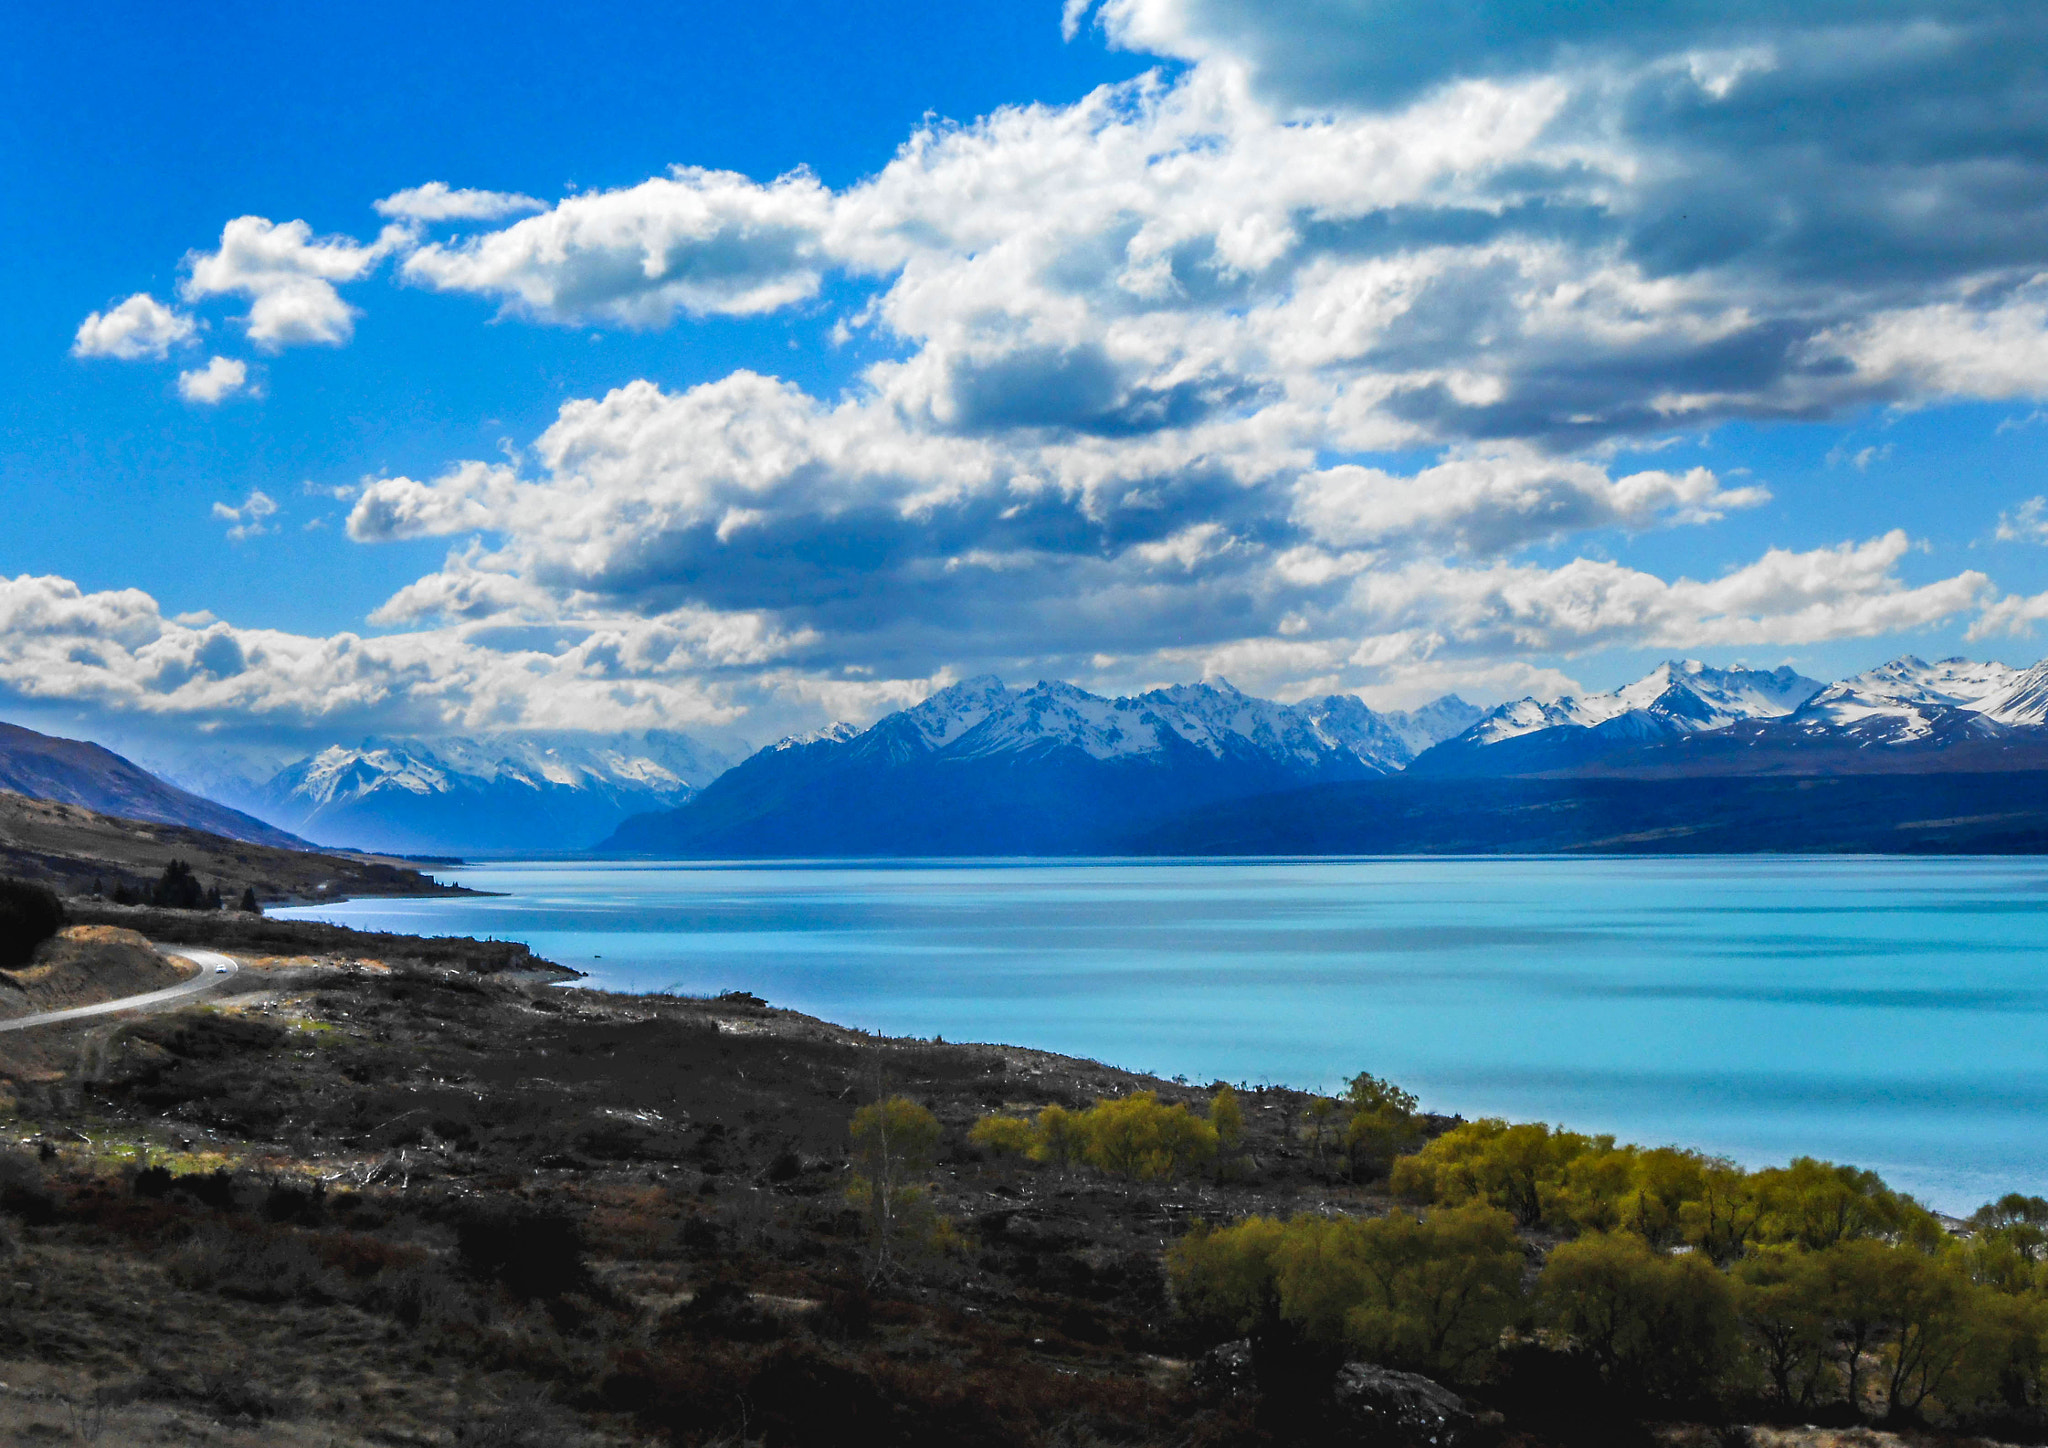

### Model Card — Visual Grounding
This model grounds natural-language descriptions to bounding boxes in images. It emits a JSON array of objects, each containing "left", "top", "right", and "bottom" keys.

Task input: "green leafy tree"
[
  {"left": 1679, "top": 1156, "right": 1765, "bottom": 1263},
  {"left": 1754, "top": 1158, "right": 1920, "bottom": 1251},
  {"left": 1171, "top": 1206, "right": 1524, "bottom": 1383},
  {"left": 1734, "top": 1247, "right": 1836, "bottom": 1410},
  {"left": 1341, "top": 1072, "right": 1421, "bottom": 1182},
  {"left": 1965, "top": 1194, "right": 2048, "bottom": 1295},
  {"left": 1539, "top": 1231, "right": 1740, "bottom": 1405},
  {"left": 1344, "top": 1072, "right": 1417, "bottom": 1116},
  {"left": 1338, "top": 1204, "right": 1525, "bottom": 1379},
  {"left": 1168, "top": 1215, "right": 1289, "bottom": 1337}
]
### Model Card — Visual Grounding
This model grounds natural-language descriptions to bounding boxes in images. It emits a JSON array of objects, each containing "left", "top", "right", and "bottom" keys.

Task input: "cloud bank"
[{"left": 55, "top": 0, "right": 2048, "bottom": 739}]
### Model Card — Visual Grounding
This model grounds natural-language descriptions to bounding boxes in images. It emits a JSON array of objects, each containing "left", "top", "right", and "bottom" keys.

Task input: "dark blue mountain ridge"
[
  {"left": 599, "top": 676, "right": 1481, "bottom": 856},
  {"left": 0, "top": 720, "right": 308, "bottom": 848}
]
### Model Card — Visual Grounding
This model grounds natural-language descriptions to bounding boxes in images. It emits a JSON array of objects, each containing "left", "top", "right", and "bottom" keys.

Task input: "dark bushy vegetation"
[
  {"left": 1172, "top": 1113, "right": 2048, "bottom": 1428},
  {"left": 0, "top": 876, "right": 64, "bottom": 969}
]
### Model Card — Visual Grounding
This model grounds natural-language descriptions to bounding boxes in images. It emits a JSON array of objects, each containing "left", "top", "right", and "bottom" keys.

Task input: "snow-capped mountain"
[
  {"left": 602, "top": 677, "right": 1476, "bottom": 856},
  {"left": 1461, "top": 661, "right": 1822, "bottom": 748},
  {"left": 1414, "top": 653, "right": 2048, "bottom": 779},
  {"left": 256, "top": 731, "right": 729, "bottom": 855},
  {"left": 1792, "top": 656, "right": 2021, "bottom": 740}
]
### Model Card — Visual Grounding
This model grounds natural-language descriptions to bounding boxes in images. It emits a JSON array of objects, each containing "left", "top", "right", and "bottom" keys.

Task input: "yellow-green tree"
[
  {"left": 1169, "top": 1215, "right": 1290, "bottom": 1336},
  {"left": 849, "top": 1095, "right": 944, "bottom": 1272},
  {"left": 1341, "top": 1072, "right": 1421, "bottom": 1182},
  {"left": 967, "top": 1113, "right": 1035, "bottom": 1159},
  {"left": 1170, "top": 1207, "right": 1525, "bottom": 1383},
  {"left": 1083, "top": 1092, "right": 1217, "bottom": 1179},
  {"left": 1210, "top": 1084, "right": 1245, "bottom": 1154},
  {"left": 1338, "top": 1204, "right": 1525, "bottom": 1379},
  {"left": 1392, "top": 1118, "right": 1597, "bottom": 1227},
  {"left": 1032, "top": 1104, "right": 1085, "bottom": 1172},
  {"left": 1539, "top": 1231, "right": 1740, "bottom": 1404},
  {"left": 1733, "top": 1246, "right": 1835, "bottom": 1410}
]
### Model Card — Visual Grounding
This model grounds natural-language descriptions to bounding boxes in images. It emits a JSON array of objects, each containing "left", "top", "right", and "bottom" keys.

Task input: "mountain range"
[
  {"left": 599, "top": 654, "right": 2048, "bottom": 858},
  {"left": 243, "top": 731, "right": 731, "bottom": 855},
  {"left": 600, "top": 675, "right": 1483, "bottom": 856},
  {"left": 16, "top": 650, "right": 2048, "bottom": 860}
]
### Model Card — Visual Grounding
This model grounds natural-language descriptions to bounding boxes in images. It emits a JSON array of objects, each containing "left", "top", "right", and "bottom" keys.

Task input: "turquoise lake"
[{"left": 274, "top": 856, "right": 2048, "bottom": 1214}]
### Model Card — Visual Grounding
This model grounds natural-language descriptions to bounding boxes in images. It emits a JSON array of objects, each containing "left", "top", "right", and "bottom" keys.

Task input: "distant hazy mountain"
[
  {"left": 256, "top": 731, "right": 730, "bottom": 855},
  {"left": 0, "top": 720, "right": 307, "bottom": 848},
  {"left": 601, "top": 677, "right": 1479, "bottom": 857}
]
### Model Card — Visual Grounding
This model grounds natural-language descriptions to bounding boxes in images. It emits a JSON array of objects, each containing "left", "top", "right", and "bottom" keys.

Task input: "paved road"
[{"left": 0, "top": 948, "right": 240, "bottom": 1034}]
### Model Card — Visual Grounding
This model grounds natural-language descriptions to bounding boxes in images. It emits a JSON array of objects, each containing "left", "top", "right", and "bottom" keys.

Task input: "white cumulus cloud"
[
  {"left": 401, "top": 168, "right": 835, "bottom": 325},
  {"left": 72, "top": 293, "right": 196, "bottom": 360},
  {"left": 373, "top": 182, "right": 546, "bottom": 222},
  {"left": 177, "top": 355, "right": 249, "bottom": 404},
  {"left": 182, "top": 216, "right": 406, "bottom": 349}
]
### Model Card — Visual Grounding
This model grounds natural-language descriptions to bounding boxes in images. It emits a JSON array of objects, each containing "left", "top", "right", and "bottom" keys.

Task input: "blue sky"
[{"left": 8, "top": 0, "right": 2048, "bottom": 768}]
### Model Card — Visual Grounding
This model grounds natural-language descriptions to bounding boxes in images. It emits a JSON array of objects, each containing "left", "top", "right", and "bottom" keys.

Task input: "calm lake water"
[{"left": 275, "top": 856, "right": 2048, "bottom": 1214}]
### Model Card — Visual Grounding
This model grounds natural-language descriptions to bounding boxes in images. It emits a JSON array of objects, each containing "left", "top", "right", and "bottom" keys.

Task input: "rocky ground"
[{"left": 0, "top": 915, "right": 2030, "bottom": 1447}]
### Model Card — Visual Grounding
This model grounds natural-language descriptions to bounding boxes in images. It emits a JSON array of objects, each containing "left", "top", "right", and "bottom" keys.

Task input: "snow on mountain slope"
[
  {"left": 1795, "top": 656, "right": 2022, "bottom": 738},
  {"left": 1462, "top": 661, "right": 1821, "bottom": 747},
  {"left": 1975, "top": 660, "right": 2048, "bottom": 727},
  {"left": 258, "top": 731, "right": 730, "bottom": 853},
  {"left": 600, "top": 676, "right": 1480, "bottom": 856},
  {"left": 834, "top": 676, "right": 1476, "bottom": 774},
  {"left": 1377, "top": 696, "right": 1486, "bottom": 757}
]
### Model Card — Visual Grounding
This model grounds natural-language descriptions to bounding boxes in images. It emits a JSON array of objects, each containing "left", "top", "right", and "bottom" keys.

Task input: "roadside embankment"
[{"left": 0, "top": 925, "right": 188, "bottom": 1021}]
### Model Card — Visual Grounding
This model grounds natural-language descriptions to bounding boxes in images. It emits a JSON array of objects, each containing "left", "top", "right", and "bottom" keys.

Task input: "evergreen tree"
[
  {"left": 238, "top": 886, "right": 261, "bottom": 914},
  {"left": 149, "top": 859, "right": 207, "bottom": 910}
]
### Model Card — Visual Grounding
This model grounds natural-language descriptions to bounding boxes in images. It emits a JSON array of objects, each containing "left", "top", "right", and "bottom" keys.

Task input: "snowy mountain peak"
[
  {"left": 802, "top": 677, "right": 1475, "bottom": 776},
  {"left": 1794, "top": 655, "right": 2023, "bottom": 738},
  {"left": 901, "top": 675, "right": 1013, "bottom": 748},
  {"left": 1463, "top": 660, "right": 1821, "bottom": 747},
  {"left": 255, "top": 730, "right": 731, "bottom": 853},
  {"left": 771, "top": 721, "right": 861, "bottom": 752}
]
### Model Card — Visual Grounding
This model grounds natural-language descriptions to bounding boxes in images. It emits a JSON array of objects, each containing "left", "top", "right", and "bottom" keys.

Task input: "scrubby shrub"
[
  {"left": 968, "top": 1114, "right": 1036, "bottom": 1159},
  {"left": 0, "top": 876, "right": 64, "bottom": 969},
  {"left": 1082, "top": 1092, "right": 1217, "bottom": 1180},
  {"left": 1032, "top": 1104, "right": 1085, "bottom": 1172},
  {"left": 968, "top": 1093, "right": 1227, "bottom": 1182}
]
